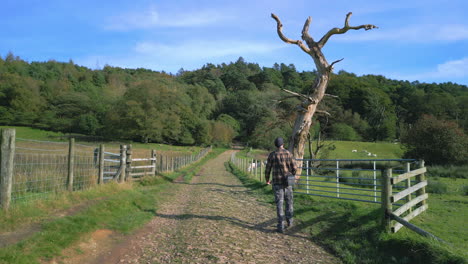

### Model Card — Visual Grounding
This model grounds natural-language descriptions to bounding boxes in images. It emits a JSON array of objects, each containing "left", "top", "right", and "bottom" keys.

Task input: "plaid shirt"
[{"left": 265, "top": 148, "right": 297, "bottom": 184}]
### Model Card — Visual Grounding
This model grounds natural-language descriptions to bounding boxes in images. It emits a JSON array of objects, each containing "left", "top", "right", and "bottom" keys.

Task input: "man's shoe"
[{"left": 286, "top": 219, "right": 293, "bottom": 228}]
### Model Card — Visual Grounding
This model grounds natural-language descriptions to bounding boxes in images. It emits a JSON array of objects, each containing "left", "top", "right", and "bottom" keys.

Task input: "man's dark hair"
[{"left": 274, "top": 137, "right": 284, "bottom": 148}]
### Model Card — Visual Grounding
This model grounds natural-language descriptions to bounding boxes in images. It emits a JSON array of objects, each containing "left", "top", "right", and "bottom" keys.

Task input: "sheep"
[
  {"left": 352, "top": 149, "right": 357, "bottom": 153},
  {"left": 247, "top": 162, "right": 257, "bottom": 172}
]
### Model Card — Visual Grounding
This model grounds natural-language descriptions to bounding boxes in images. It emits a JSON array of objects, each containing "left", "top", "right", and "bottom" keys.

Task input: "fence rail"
[{"left": 0, "top": 128, "right": 211, "bottom": 210}]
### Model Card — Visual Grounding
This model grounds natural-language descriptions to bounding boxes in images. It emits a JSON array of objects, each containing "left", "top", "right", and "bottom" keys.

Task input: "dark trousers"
[{"left": 273, "top": 184, "right": 293, "bottom": 229}]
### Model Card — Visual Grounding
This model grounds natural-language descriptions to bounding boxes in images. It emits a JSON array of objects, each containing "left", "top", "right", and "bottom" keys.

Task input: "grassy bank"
[
  {"left": 226, "top": 161, "right": 467, "bottom": 264},
  {"left": 0, "top": 148, "right": 224, "bottom": 264}
]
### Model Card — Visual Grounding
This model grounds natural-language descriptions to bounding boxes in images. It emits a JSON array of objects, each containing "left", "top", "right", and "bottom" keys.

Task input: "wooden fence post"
[
  {"left": 260, "top": 160, "right": 263, "bottom": 182},
  {"left": 98, "top": 144, "right": 104, "bottom": 184},
  {"left": 0, "top": 129, "right": 15, "bottom": 210},
  {"left": 151, "top": 150, "right": 156, "bottom": 175},
  {"left": 126, "top": 144, "right": 132, "bottom": 181},
  {"left": 406, "top": 162, "right": 412, "bottom": 213},
  {"left": 160, "top": 154, "right": 163, "bottom": 173},
  {"left": 166, "top": 156, "right": 168, "bottom": 172},
  {"left": 416, "top": 160, "right": 427, "bottom": 206},
  {"left": 67, "top": 138, "right": 75, "bottom": 191},
  {"left": 120, "top": 145, "right": 127, "bottom": 183},
  {"left": 381, "top": 168, "right": 393, "bottom": 232}
]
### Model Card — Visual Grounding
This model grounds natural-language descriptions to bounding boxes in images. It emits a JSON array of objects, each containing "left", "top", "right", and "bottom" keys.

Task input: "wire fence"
[
  {"left": 13, "top": 139, "right": 71, "bottom": 203},
  {"left": 230, "top": 152, "right": 419, "bottom": 205},
  {"left": 0, "top": 130, "right": 211, "bottom": 209}
]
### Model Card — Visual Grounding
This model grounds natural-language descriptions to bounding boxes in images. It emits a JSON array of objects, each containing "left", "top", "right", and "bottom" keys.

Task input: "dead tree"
[{"left": 271, "top": 12, "right": 377, "bottom": 171}]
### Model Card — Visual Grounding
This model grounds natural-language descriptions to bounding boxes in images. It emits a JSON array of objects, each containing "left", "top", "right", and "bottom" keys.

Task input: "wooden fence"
[
  {"left": 0, "top": 128, "right": 211, "bottom": 210},
  {"left": 381, "top": 161, "right": 442, "bottom": 241}
]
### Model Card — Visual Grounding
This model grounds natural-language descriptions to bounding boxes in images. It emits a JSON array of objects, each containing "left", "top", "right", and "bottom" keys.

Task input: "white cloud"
[
  {"left": 388, "top": 57, "right": 468, "bottom": 84},
  {"left": 336, "top": 24, "right": 468, "bottom": 42},
  {"left": 134, "top": 40, "right": 284, "bottom": 60},
  {"left": 105, "top": 6, "right": 233, "bottom": 30},
  {"left": 436, "top": 57, "right": 468, "bottom": 78},
  {"left": 75, "top": 40, "right": 285, "bottom": 73}
]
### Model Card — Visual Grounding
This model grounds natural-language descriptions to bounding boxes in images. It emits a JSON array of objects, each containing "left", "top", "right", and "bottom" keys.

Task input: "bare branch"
[
  {"left": 318, "top": 12, "right": 378, "bottom": 48},
  {"left": 271, "top": 13, "right": 311, "bottom": 53},
  {"left": 281, "top": 88, "right": 311, "bottom": 101},
  {"left": 301, "top": 16, "right": 315, "bottom": 46},
  {"left": 331, "top": 58, "right": 344, "bottom": 68},
  {"left": 325, "top": 93, "right": 339, "bottom": 98},
  {"left": 278, "top": 95, "right": 301, "bottom": 102},
  {"left": 328, "top": 58, "right": 344, "bottom": 72},
  {"left": 316, "top": 110, "right": 331, "bottom": 116}
]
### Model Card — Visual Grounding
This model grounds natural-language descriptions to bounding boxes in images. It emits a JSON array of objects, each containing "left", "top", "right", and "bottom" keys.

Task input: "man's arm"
[
  {"left": 288, "top": 152, "right": 299, "bottom": 179},
  {"left": 265, "top": 153, "right": 272, "bottom": 184},
  {"left": 288, "top": 153, "right": 297, "bottom": 174}
]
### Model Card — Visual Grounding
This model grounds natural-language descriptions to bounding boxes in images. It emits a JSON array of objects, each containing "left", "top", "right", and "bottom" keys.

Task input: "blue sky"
[{"left": 1, "top": 0, "right": 468, "bottom": 85}]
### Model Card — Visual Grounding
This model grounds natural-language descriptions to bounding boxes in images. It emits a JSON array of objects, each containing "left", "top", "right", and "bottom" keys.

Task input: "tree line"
[{"left": 1, "top": 53, "right": 467, "bottom": 164}]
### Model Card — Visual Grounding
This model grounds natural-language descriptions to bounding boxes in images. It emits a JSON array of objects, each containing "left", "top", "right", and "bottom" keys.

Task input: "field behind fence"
[{"left": 0, "top": 128, "right": 211, "bottom": 209}]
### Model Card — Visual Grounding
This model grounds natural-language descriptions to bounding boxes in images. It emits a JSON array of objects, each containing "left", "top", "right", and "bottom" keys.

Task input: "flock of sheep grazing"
[{"left": 352, "top": 149, "right": 377, "bottom": 157}]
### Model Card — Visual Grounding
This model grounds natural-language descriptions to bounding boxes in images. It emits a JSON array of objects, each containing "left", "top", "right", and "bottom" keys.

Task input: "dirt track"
[{"left": 56, "top": 150, "right": 340, "bottom": 264}]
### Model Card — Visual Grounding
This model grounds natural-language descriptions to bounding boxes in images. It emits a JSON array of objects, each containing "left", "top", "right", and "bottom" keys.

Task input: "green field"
[
  {"left": 0, "top": 126, "right": 202, "bottom": 154},
  {"left": 240, "top": 140, "right": 405, "bottom": 160},
  {"left": 321, "top": 140, "right": 404, "bottom": 159}
]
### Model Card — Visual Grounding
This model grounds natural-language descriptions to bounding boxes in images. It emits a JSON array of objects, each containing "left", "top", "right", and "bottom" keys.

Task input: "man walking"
[{"left": 265, "top": 137, "right": 298, "bottom": 233}]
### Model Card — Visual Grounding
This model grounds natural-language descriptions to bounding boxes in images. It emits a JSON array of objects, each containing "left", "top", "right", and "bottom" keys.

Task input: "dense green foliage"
[
  {"left": 401, "top": 115, "right": 468, "bottom": 165},
  {"left": 1, "top": 53, "right": 467, "bottom": 163}
]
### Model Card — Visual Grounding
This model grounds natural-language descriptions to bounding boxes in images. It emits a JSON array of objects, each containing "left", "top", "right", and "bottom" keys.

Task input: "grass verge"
[
  {"left": 0, "top": 148, "right": 224, "bottom": 264},
  {"left": 226, "top": 161, "right": 467, "bottom": 264}
]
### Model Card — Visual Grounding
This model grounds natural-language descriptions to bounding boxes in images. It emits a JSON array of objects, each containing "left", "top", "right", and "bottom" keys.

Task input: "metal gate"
[
  {"left": 103, "top": 150, "right": 122, "bottom": 181},
  {"left": 295, "top": 158, "right": 418, "bottom": 204}
]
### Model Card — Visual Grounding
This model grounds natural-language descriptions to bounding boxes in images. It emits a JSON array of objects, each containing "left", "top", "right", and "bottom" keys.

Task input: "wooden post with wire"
[
  {"left": 98, "top": 144, "right": 104, "bottom": 184},
  {"left": 126, "top": 144, "right": 132, "bottom": 181},
  {"left": 0, "top": 129, "right": 15, "bottom": 210},
  {"left": 120, "top": 145, "right": 127, "bottom": 183},
  {"left": 67, "top": 138, "right": 75, "bottom": 191},
  {"left": 381, "top": 168, "right": 393, "bottom": 232},
  {"left": 151, "top": 150, "right": 156, "bottom": 175}
]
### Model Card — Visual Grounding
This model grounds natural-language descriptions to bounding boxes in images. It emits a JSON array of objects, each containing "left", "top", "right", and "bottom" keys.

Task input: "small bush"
[
  {"left": 462, "top": 185, "right": 468, "bottom": 196},
  {"left": 427, "top": 180, "right": 449, "bottom": 194},
  {"left": 329, "top": 123, "right": 362, "bottom": 141},
  {"left": 428, "top": 165, "right": 468, "bottom": 179},
  {"left": 401, "top": 115, "right": 468, "bottom": 165}
]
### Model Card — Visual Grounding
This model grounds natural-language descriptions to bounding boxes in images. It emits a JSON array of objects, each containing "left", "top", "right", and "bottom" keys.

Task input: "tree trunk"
[{"left": 272, "top": 12, "right": 377, "bottom": 173}]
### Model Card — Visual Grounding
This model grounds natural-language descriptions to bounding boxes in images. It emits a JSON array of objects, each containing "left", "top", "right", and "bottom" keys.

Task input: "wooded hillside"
[{"left": 1, "top": 52, "right": 467, "bottom": 152}]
